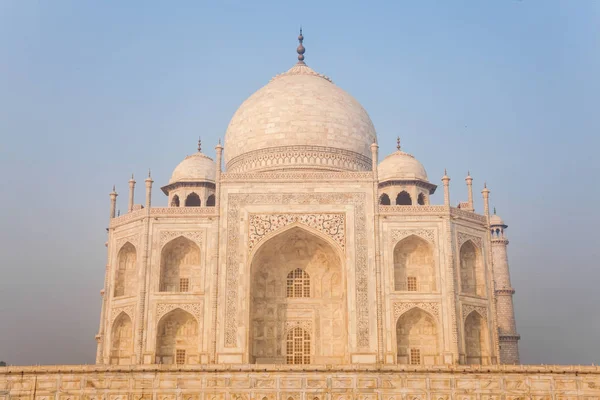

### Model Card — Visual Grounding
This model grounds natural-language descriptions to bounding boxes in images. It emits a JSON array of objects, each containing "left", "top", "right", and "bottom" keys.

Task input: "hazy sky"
[{"left": 0, "top": 1, "right": 598, "bottom": 366}]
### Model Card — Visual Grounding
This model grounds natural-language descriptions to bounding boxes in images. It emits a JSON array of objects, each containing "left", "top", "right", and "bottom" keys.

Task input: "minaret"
[
  {"left": 145, "top": 170, "right": 153, "bottom": 209},
  {"left": 465, "top": 172, "right": 474, "bottom": 212},
  {"left": 128, "top": 174, "right": 136, "bottom": 213},
  {"left": 442, "top": 169, "right": 450, "bottom": 207},
  {"left": 490, "top": 209, "right": 520, "bottom": 364},
  {"left": 109, "top": 185, "right": 118, "bottom": 219}
]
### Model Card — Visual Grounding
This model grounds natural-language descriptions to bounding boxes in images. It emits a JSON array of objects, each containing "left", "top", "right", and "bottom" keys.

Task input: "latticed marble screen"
[
  {"left": 286, "top": 268, "right": 310, "bottom": 298},
  {"left": 410, "top": 348, "right": 421, "bottom": 365},
  {"left": 286, "top": 327, "right": 311, "bottom": 364},
  {"left": 175, "top": 349, "right": 186, "bottom": 365}
]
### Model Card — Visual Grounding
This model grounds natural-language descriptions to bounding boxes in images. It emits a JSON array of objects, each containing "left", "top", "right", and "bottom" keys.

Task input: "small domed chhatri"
[
  {"left": 378, "top": 137, "right": 428, "bottom": 182},
  {"left": 224, "top": 30, "right": 377, "bottom": 173},
  {"left": 168, "top": 139, "right": 216, "bottom": 184},
  {"left": 160, "top": 139, "right": 217, "bottom": 208}
]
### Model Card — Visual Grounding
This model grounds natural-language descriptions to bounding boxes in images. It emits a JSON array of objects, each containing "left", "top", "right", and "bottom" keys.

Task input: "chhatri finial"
[
  {"left": 396, "top": 136, "right": 401, "bottom": 151},
  {"left": 112, "top": 184, "right": 116, "bottom": 192},
  {"left": 198, "top": 137, "right": 202, "bottom": 152},
  {"left": 494, "top": 207, "right": 497, "bottom": 215},
  {"left": 444, "top": 168, "right": 448, "bottom": 175},
  {"left": 297, "top": 28, "right": 305, "bottom": 65},
  {"left": 148, "top": 168, "right": 151, "bottom": 178}
]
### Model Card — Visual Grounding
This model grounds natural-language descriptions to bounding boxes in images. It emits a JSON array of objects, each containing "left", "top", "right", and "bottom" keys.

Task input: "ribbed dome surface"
[
  {"left": 169, "top": 152, "right": 216, "bottom": 184},
  {"left": 378, "top": 150, "right": 428, "bottom": 182},
  {"left": 223, "top": 64, "right": 377, "bottom": 173}
]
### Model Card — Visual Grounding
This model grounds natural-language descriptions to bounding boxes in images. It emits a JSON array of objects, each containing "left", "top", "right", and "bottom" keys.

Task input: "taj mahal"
[{"left": 1, "top": 32, "right": 599, "bottom": 400}]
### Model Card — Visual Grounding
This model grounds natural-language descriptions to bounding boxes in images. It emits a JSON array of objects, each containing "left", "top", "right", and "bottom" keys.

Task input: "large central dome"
[{"left": 224, "top": 36, "right": 377, "bottom": 173}]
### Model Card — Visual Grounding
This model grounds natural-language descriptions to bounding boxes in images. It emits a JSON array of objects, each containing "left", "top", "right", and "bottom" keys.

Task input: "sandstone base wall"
[{"left": 1, "top": 365, "right": 599, "bottom": 400}]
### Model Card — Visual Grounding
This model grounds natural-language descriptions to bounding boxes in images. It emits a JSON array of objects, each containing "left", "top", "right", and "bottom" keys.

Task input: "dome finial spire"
[
  {"left": 297, "top": 27, "right": 306, "bottom": 65},
  {"left": 396, "top": 136, "right": 401, "bottom": 151},
  {"left": 198, "top": 137, "right": 202, "bottom": 152}
]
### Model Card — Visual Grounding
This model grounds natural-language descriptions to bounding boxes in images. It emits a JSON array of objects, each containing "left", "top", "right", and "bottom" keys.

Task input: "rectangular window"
[
  {"left": 179, "top": 278, "right": 190, "bottom": 292},
  {"left": 407, "top": 276, "right": 418, "bottom": 291},
  {"left": 176, "top": 349, "right": 186, "bottom": 365},
  {"left": 410, "top": 348, "right": 421, "bottom": 365}
]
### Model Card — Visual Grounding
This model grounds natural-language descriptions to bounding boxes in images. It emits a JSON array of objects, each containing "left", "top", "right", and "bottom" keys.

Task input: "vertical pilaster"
[
  {"left": 128, "top": 174, "right": 136, "bottom": 213},
  {"left": 371, "top": 142, "right": 384, "bottom": 363},
  {"left": 109, "top": 186, "right": 117, "bottom": 219},
  {"left": 465, "top": 173, "right": 474, "bottom": 212},
  {"left": 135, "top": 171, "right": 153, "bottom": 364},
  {"left": 442, "top": 170, "right": 451, "bottom": 207},
  {"left": 211, "top": 141, "right": 223, "bottom": 362}
]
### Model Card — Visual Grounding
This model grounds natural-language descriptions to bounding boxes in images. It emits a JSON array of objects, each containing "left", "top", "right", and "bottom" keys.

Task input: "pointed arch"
[
  {"left": 110, "top": 312, "right": 133, "bottom": 365},
  {"left": 396, "top": 191, "right": 412, "bottom": 205},
  {"left": 460, "top": 240, "right": 484, "bottom": 296},
  {"left": 249, "top": 226, "right": 346, "bottom": 364},
  {"left": 393, "top": 235, "right": 435, "bottom": 292},
  {"left": 417, "top": 193, "right": 426, "bottom": 205},
  {"left": 171, "top": 195, "right": 180, "bottom": 207},
  {"left": 114, "top": 242, "right": 137, "bottom": 297},
  {"left": 185, "top": 192, "right": 201, "bottom": 207},
  {"left": 159, "top": 236, "right": 200, "bottom": 292},
  {"left": 206, "top": 194, "right": 215, "bottom": 207},
  {"left": 155, "top": 308, "right": 198, "bottom": 364},
  {"left": 379, "top": 193, "right": 391, "bottom": 205},
  {"left": 396, "top": 308, "right": 439, "bottom": 365},
  {"left": 464, "top": 311, "right": 489, "bottom": 364}
]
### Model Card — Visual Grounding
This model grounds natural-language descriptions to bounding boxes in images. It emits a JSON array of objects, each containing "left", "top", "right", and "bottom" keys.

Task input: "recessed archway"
[
  {"left": 114, "top": 242, "right": 137, "bottom": 297},
  {"left": 110, "top": 312, "right": 133, "bottom": 365},
  {"left": 155, "top": 309, "right": 198, "bottom": 365},
  {"left": 396, "top": 191, "right": 412, "bottom": 205},
  {"left": 393, "top": 235, "right": 435, "bottom": 292},
  {"left": 464, "top": 311, "right": 489, "bottom": 364},
  {"left": 185, "top": 192, "right": 201, "bottom": 207},
  {"left": 159, "top": 237, "right": 200, "bottom": 292},
  {"left": 249, "top": 226, "right": 346, "bottom": 364},
  {"left": 379, "top": 193, "right": 391, "bottom": 205},
  {"left": 396, "top": 308, "right": 439, "bottom": 365},
  {"left": 460, "top": 241, "right": 484, "bottom": 296}
]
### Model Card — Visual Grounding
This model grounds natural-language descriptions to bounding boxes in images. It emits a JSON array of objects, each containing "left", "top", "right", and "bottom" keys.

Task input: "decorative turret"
[
  {"left": 161, "top": 138, "right": 217, "bottom": 208},
  {"left": 377, "top": 137, "right": 437, "bottom": 205},
  {"left": 490, "top": 208, "right": 521, "bottom": 364}
]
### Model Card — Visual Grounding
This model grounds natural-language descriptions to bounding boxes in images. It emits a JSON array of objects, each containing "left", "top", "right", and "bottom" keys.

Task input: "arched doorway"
[
  {"left": 155, "top": 309, "right": 198, "bottom": 364},
  {"left": 464, "top": 311, "right": 490, "bottom": 364},
  {"left": 460, "top": 241, "right": 484, "bottom": 296},
  {"left": 159, "top": 237, "right": 200, "bottom": 292},
  {"left": 249, "top": 227, "right": 346, "bottom": 364},
  {"left": 396, "top": 308, "right": 439, "bottom": 365},
  {"left": 110, "top": 312, "right": 133, "bottom": 365},
  {"left": 114, "top": 242, "right": 137, "bottom": 297}
]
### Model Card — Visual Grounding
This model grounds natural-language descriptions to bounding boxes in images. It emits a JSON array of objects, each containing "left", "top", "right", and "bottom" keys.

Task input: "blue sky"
[{"left": 0, "top": 1, "right": 598, "bottom": 365}]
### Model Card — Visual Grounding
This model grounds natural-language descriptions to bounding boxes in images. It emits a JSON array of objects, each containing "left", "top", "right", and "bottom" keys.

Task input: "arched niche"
[
  {"left": 155, "top": 309, "right": 198, "bottom": 365},
  {"left": 396, "top": 191, "right": 412, "bottom": 205},
  {"left": 171, "top": 195, "right": 180, "bottom": 207},
  {"left": 393, "top": 235, "right": 435, "bottom": 292},
  {"left": 459, "top": 241, "right": 484, "bottom": 296},
  {"left": 249, "top": 226, "right": 346, "bottom": 365},
  {"left": 206, "top": 194, "right": 215, "bottom": 207},
  {"left": 396, "top": 308, "right": 439, "bottom": 365},
  {"left": 110, "top": 312, "right": 133, "bottom": 365},
  {"left": 464, "top": 311, "right": 490, "bottom": 365},
  {"left": 417, "top": 193, "right": 426, "bottom": 205},
  {"left": 379, "top": 193, "right": 391, "bottom": 205},
  {"left": 185, "top": 192, "right": 201, "bottom": 207},
  {"left": 114, "top": 242, "right": 137, "bottom": 297},
  {"left": 159, "top": 237, "right": 200, "bottom": 292}
]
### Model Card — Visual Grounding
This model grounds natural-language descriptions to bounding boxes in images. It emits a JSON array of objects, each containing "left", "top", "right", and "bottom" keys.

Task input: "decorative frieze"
[
  {"left": 462, "top": 304, "right": 488, "bottom": 322},
  {"left": 115, "top": 234, "right": 140, "bottom": 251},
  {"left": 393, "top": 302, "right": 441, "bottom": 321},
  {"left": 249, "top": 213, "right": 345, "bottom": 253},
  {"left": 156, "top": 303, "right": 203, "bottom": 323},
  {"left": 111, "top": 305, "right": 135, "bottom": 325},
  {"left": 457, "top": 232, "right": 483, "bottom": 249},
  {"left": 391, "top": 229, "right": 435, "bottom": 245},
  {"left": 159, "top": 231, "right": 203, "bottom": 248}
]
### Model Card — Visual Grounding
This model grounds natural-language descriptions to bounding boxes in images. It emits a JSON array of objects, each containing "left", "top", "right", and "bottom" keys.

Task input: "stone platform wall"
[{"left": 1, "top": 365, "right": 599, "bottom": 400}]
